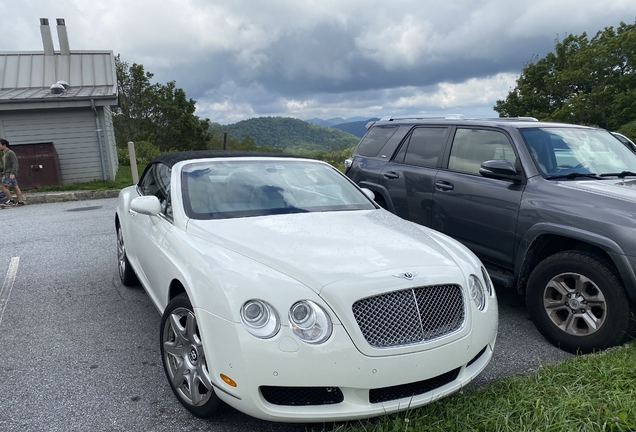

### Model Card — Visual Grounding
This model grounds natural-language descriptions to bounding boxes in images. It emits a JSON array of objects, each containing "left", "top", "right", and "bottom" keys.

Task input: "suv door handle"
[
  {"left": 435, "top": 180, "right": 454, "bottom": 191},
  {"left": 383, "top": 171, "right": 400, "bottom": 179}
]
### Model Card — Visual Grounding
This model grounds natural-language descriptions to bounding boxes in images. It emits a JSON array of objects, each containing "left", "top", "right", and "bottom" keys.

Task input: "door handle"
[
  {"left": 435, "top": 180, "right": 454, "bottom": 191},
  {"left": 383, "top": 171, "right": 399, "bottom": 179}
]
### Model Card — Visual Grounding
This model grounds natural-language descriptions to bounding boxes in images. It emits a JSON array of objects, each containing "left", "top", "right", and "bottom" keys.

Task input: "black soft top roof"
[{"left": 149, "top": 150, "right": 304, "bottom": 168}]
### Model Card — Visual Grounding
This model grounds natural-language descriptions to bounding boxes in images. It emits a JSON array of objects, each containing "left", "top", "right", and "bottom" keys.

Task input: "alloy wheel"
[
  {"left": 162, "top": 307, "right": 214, "bottom": 407},
  {"left": 542, "top": 272, "right": 607, "bottom": 336}
]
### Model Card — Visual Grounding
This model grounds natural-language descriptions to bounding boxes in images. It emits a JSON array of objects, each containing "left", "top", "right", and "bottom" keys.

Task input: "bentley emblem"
[{"left": 393, "top": 271, "right": 418, "bottom": 280}]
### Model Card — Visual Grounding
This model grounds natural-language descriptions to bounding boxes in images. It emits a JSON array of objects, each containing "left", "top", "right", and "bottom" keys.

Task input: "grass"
[
  {"left": 330, "top": 342, "right": 636, "bottom": 432},
  {"left": 26, "top": 164, "right": 146, "bottom": 193}
]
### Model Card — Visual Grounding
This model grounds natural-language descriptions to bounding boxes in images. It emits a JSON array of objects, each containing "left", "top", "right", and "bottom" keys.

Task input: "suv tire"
[{"left": 526, "top": 250, "right": 635, "bottom": 353}]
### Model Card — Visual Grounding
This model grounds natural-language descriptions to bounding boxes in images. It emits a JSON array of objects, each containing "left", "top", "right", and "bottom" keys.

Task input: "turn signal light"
[{"left": 220, "top": 374, "right": 237, "bottom": 387}]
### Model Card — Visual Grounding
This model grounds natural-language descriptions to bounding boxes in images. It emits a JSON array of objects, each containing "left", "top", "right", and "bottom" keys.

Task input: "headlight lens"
[
  {"left": 240, "top": 300, "right": 280, "bottom": 339},
  {"left": 469, "top": 275, "right": 486, "bottom": 311},
  {"left": 481, "top": 266, "right": 493, "bottom": 296},
  {"left": 288, "top": 300, "right": 332, "bottom": 344}
]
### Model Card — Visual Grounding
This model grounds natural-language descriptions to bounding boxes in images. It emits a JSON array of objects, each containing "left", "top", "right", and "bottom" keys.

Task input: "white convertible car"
[{"left": 115, "top": 151, "right": 498, "bottom": 422}]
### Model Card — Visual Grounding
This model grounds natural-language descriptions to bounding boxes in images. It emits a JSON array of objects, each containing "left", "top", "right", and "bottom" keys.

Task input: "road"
[{"left": 0, "top": 198, "right": 571, "bottom": 431}]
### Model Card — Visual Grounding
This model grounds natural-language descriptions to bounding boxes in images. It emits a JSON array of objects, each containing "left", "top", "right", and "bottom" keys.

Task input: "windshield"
[
  {"left": 181, "top": 159, "right": 376, "bottom": 219},
  {"left": 519, "top": 127, "right": 636, "bottom": 178}
]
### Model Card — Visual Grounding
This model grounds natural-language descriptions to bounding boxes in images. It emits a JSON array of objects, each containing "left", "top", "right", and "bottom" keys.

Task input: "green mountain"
[{"left": 210, "top": 117, "right": 360, "bottom": 152}]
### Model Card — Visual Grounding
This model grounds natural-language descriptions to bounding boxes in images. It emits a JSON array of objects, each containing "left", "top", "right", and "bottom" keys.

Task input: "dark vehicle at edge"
[{"left": 345, "top": 115, "right": 636, "bottom": 353}]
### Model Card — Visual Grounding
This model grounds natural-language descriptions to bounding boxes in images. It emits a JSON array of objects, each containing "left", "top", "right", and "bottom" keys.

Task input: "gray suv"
[{"left": 345, "top": 115, "right": 636, "bottom": 353}]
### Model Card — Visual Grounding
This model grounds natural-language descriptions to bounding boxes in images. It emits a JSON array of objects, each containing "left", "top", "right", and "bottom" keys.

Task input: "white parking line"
[{"left": 0, "top": 257, "right": 19, "bottom": 326}]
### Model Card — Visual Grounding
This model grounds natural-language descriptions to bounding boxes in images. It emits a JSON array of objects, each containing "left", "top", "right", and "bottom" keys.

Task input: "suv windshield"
[{"left": 519, "top": 127, "right": 636, "bottom": 179}]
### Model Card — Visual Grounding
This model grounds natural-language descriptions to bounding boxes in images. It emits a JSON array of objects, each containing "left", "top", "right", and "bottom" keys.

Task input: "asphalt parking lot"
[{"left": 0, "top": 197, "right": 572, "bottom": 431}]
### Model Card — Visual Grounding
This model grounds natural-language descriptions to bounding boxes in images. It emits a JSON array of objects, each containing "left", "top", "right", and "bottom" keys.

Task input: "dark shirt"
[{"left": 2, "top": 149, "right": 18, "bottom": 176}]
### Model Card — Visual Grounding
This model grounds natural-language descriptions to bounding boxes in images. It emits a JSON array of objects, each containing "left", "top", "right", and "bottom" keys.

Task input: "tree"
[
  {"left": 113, "top": 55, "right": 212, "bottom": 152},
  {"left": 494, "top": 21, "right": 636, "bottom": 132}
]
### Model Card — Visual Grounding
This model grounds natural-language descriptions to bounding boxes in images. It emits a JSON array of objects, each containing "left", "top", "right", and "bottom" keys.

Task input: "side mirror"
[
  {"left": 130, "top": 196, "right": 162, "bottom": 216},
  {"left": 479, "top": 159, "right": 520, "bottom": 182},
  {"left": 361, "top": 188, "right": 375, "bottom": 201}
]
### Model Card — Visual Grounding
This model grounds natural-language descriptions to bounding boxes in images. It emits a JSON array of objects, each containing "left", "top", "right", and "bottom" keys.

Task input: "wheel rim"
[
  {"left": 117, "top": 226, "right": 126, "bottom": 279},
  {"left": 542, "top": 272, "right": 607, "bottom": 336},
  {"left": 162, "top": 307, "right": 213, "bottom": 407}
]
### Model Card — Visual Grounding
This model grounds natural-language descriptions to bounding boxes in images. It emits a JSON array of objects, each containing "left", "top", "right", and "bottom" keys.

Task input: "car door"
[
  {"left": 432, "top": 127, "right": 524, "bottom": 269},
  {"left": 379, "top": 126, "right": 450, "bottom": 227},
  {"left": 127, "top": 163, "right": 174, "bottom": 299}
]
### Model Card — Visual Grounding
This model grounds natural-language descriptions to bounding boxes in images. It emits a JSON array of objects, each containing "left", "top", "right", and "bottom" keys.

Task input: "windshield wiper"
[
  {"left": 599, "top": 171, "right": 636, "bottom": 178},
  {"left": 545, "top": 172, "right": 601, "bottom": 180}
]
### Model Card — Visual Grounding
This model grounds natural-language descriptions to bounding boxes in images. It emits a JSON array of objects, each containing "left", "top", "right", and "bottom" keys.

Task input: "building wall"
[
  {"left": 102, "top": 105, "right": 119, "bottom": 179},
  {"left": 0, "top": 107, "right": 116, "bottom": 184}
]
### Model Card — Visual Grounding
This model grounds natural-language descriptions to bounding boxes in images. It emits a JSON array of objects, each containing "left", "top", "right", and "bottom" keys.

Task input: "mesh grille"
[
  {"left": 369, "top": 368, "right": 460, "bottom": 403},
  {"left": 352, "top": 285, "right": 465, "bottom": 347},
  {"left": 260, "top": 386, "right": 344, "bottom": 406}
]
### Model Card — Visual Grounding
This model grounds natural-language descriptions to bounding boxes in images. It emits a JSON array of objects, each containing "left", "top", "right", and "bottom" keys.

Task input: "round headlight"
[
  {"left": 288, "top": 300, "right": 332, "bottom": 344},
  {"left": 469, "top": 275, "right": 486, "bottom": 311},
  {"left": 240, "top": 300, "right": 280, "bottom": 339}
]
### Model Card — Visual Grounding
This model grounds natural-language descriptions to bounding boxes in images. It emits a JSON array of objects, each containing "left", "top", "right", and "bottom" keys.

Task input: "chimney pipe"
[
  {"left": 40, "top": 18, "right": 55, "bottom": 56},
  {"left": 56, "top": 18, "right": 70, "bottom": 55}
]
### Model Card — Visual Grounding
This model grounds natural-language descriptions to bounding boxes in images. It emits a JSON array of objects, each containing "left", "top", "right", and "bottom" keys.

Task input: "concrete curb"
[{"left": 21, "top": 189, "right": 121, "bottom": 205}]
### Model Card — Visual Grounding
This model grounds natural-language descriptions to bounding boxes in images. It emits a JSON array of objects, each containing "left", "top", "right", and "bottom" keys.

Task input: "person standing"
[{"left": 0, "top": 139, "right": 24, "bottom": 206}]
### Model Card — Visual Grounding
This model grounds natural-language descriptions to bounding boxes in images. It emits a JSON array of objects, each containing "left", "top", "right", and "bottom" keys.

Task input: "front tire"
[
  {"left": 526, "top": 250, "right": 635, "bottom": 353},
  {"left": 117, "top": 224, "right": 139, "bottom": 286},
  {"left": 160, "top": 294, "right": 222, "bottom": 418}
]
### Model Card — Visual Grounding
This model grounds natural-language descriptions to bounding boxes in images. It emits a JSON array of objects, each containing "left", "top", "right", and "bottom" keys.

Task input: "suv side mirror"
[{"left": 479, "top": 159, "right": 520, "bottom": 182}]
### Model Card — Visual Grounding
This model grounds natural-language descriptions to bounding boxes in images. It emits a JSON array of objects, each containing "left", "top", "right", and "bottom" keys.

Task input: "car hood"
[
  {"left": 186, "top": 210, "right": 459, "bottom": 292},
  {"left": 558, "top": 178, "right": 636, "bottom": 204}
]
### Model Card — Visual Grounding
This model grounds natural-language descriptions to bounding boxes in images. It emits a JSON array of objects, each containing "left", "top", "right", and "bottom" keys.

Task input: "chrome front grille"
[{"left": 352, "top": 285, "right": 465, "bottom": 348}]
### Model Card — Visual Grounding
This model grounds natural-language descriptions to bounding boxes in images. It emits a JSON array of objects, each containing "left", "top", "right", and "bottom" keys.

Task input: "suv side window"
[
  {"left": 356, "top": 125, "right": 400, "bottom": 157},
  {"left": 398, "top": 127, "right": 449, "bottom": 168},
  {"left": 448, "top": 128, "right": 517, "bottom": 175}
]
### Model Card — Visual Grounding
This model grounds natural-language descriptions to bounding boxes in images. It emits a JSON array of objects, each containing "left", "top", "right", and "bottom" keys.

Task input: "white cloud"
[
  {"left": 392, "top": 73, "right": 518, "bottom": 110},
  {"left": 2, "top": 0, "right": 635, "bottom": 124},
  {"left": 355, "top": 15, "right": 439, "bottom": 69}
]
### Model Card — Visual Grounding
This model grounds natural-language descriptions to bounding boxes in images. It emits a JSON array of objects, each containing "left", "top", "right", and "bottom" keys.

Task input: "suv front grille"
[{"left": 352, "top": 285, "right": 464, "bottom": 348}]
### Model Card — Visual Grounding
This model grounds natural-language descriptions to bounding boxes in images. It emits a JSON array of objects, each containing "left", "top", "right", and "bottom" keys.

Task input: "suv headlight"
[
  {"left": 469, "top": 275, "right": 486, "bottom": 311},
  {"left": 240, "top": 300, "right": 280, "bottom": 339},
  {"left": 288, "top": 300, "right": 332, "bottom": 344}
]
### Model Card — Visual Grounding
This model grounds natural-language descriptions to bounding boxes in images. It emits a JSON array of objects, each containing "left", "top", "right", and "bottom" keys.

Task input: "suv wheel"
[{"left": 526, "top": 250, "right": 635, "bottom": 353}]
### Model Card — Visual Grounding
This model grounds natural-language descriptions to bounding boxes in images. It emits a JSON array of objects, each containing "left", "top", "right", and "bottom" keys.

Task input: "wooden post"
[
  {"left": 223, "top": 132, "right": 227, "bottom": 150},
  {"left": 128, "top": 141, "right": 139, "bottom": 184}
]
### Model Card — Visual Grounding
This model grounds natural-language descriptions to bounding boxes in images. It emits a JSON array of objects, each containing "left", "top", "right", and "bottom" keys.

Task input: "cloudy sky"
[{"left": 2, "top": 0, "right": 636, "bottom": 124}]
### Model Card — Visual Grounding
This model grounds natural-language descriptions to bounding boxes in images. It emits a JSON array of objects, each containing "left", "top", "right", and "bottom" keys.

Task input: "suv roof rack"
[
  {"left": 474, "top": 116, "right": 539, "bottom": 122},
  {"left": 377, "top": 115, "right": 539, "bottom": 122},
  {"left": 379, "top": 114, "right": 468, "bottom": 121}
]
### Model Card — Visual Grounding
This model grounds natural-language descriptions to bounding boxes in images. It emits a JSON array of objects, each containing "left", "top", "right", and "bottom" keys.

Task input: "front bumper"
[{"left": 195, "top": 307, "right": 497, "bottom": 422}]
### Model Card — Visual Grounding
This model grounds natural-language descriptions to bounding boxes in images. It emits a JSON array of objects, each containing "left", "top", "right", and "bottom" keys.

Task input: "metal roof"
[{"left": 0, "top": 50, "right": 117, "bottom": 104}]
